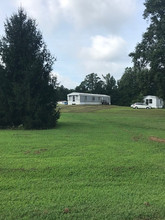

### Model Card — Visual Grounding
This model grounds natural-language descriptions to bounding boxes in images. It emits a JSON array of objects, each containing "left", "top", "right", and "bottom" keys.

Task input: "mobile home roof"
[{"left": 67, "top": 92, "right": 110, "bottom": 97}]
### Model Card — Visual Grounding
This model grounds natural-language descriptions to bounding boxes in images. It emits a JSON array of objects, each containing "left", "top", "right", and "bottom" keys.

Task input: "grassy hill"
[{"left": 0, "top": 105, "right": 165, "bottom": 219}]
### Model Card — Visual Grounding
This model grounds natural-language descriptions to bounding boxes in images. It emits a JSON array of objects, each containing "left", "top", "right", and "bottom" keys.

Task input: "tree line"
[
  {"left": 57, "top": 73, "right": 118, "bottom": 104},
  {"left": 0, "top": 0, "right": 164, "bottom": 129},
  {"left": 58, "top": 0, "right": 165, "bottom": 106}
]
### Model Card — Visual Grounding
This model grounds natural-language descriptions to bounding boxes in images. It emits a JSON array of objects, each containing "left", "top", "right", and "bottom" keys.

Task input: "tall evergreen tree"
[
  {"left": 0, "top": 8, "right": 59, "bottom": 129},
  {"left": 129, "top": 0, "right": 165, "bottom": 99}
]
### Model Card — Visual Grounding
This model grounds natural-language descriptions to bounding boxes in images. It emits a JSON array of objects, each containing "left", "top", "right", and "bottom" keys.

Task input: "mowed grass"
[{"left": 0, "top": 105, "right": 165, "bottom": 220}]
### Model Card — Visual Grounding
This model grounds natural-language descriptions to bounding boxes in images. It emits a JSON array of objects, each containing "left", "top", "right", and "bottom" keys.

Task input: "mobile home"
[
  {"left": 67, "top": 92, "right": 111, "bottom": 105},
  {"left": 144, "top": 95, "right": 164, "bottom": 108}
]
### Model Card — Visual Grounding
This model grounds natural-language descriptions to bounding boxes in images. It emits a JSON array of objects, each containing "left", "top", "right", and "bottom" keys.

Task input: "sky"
[{"left": 0, "top": 0, "right": 149, "bottom": 89}]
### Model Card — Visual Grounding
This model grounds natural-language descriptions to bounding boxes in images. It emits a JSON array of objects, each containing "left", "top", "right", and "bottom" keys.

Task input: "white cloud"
[
  {"left": 80, "top": 35, "right": 127, "bottom": 61},
  {"left": 15, "top": 0, "right": 62, "bottom": 31},
  {"left": 79, "top": 35, "right": 129, "bottom": 79},
  {"left": 0, "top": 0, "right": 146, "bottom": 88},
  {"left": 80, "top": 60, "right": 131, "bottom": 80},
  {"left": 52, "top": 71, "right": 78, "bottom": 89},
  {"left": 14, "top": 0, "right": 136, "bottom": 32},
  {"left": 62, "top": 0, "right": 136, "bottom": 31}
]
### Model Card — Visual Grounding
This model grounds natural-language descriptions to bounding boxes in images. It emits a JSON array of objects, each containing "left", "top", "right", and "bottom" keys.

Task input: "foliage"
[
  {"left": 102, "top": 73, "right": 118, "bottom": 104},
  {"left": 75, "top": 73, "right": 104, "bottom": 94},
  {"left": 57, "top": 85, "right": 73, "bottom": 101},
  {"left": 102, "top": 73, "right": 116, "bottom": 94},
  {"left": 75, "top": 73, "right": 119, "bottom": 104},
  {"left": 117, "top": 68, "right": 138, "bottom": 106},
  {"left": 0, "top": 106, "right": 165, "bottom": 219},
  {"left": 129, "top": 0, "right": 165, "bottom": 100},
  {"left": 0, "top": 8, "right": 59, "bottom": 129},
  {"left": 116, "top": 0, "right": 165, "bottom": 105},
  {"left": 56, "top": 1, "right": 165, "bottom": 107},
  {"left": 117, "top": 67, "right": 153, "bottom": 106}
]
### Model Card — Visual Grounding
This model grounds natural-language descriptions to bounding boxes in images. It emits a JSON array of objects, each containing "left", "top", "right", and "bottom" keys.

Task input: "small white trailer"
[
  {"left": 144, "top": 95, "right": 164, "bottom": 108},
  {"left": 67, "top": 92, "right": 111, "bottom": 105}
]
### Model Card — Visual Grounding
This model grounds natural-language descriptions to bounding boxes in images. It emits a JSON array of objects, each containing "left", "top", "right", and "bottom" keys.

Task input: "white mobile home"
[
  {"left": 67, "top": 92, "right": 111, "bottom": 105},
  {"left": 144, "top": 95, "right": 164, "bottom": 108}
]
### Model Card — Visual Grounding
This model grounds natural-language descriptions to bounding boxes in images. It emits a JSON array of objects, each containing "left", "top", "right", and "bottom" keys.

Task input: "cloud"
[
  {"left": 15, "top": 0, "right": 63, "bottom": 31},
  {"left": 62, "top": 0, "right": 136, "bottom": 31},
  {"left": 79, "top": 35, "right": 130, "bottom": 79},
  {"left": 80, "top": 60, "right": 131, "bottom": 80},
  {"left": 53, "top": 71, "right": 78, "bottom": 89},
  {"left": 14, "top": 0, "right": 136, "bottom": 32},
  {"left": 1, "top": 0, "right": 143, "bottom": 88},
  {"left": 80, "top": 35, "right": 127, "bottom": 61}
]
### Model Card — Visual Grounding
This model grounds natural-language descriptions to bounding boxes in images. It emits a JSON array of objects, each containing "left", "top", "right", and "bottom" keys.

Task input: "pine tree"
[{"left": 0, "top": 8, "right": 59, "bottom": 129}]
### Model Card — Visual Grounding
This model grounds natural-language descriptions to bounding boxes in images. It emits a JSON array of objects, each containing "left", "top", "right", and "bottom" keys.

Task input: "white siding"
[
  {"left": 144, "top": 95, "right": 164, "bottom": 108},
  {"left": 67, "top": 92, "right": 111, "bottom": 105}
]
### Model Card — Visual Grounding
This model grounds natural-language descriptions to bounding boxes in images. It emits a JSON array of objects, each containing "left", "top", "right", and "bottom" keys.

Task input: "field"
[{"left": 0, "top": 105, "right": 165, "bottom": 219}]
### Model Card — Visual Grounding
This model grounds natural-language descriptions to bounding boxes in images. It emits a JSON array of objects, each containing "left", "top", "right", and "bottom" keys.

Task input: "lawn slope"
[{"left": 0, "top": 106, "right": 165, "bottom": 219}]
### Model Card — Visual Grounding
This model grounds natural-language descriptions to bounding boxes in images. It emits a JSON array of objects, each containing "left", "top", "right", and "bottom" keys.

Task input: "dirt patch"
[
  {"left": 149, "top": 136, "right": 165, "bottom": 143},
  {"left": 34, "top": 150, "right": 41, "bottom": 154},
  {"left": 132, "top": 135, "right": 143, "bottom": 142},
  {"left": 24, "top": 150, "right": 31, "bottom": 154},
  {"left": 34, "top": 148, "right": 48, "bottom": 154},
  {"left": 144, "top": 202, "right": 150, "bottom": 207},
  {"left": 40, "top": 148, "right": 48, "bottom": 152},
  {"left": 64, "top": 208, "right": 69, "bottom": 214},
  {"left": 24, "top": 148, "right": 48, "bottom": 154}
]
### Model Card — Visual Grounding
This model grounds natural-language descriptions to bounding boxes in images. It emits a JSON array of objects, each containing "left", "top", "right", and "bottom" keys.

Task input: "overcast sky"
[{"left": 0, "top": 0, "right": 148, "bottom": 89}]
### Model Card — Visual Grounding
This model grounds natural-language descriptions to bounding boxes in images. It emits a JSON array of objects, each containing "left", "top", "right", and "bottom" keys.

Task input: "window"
[
  {"left": 146, "top": 99, "right": 152, "bottom": 105},
  {"left": 73, "top": 96, "right": 75, "bottom": 101},
  {"left": 85, "top": 96, "right": 87, "bottom": 101},
  {"left": 92, "top": 96, "right": 95, "bottom": 101}
]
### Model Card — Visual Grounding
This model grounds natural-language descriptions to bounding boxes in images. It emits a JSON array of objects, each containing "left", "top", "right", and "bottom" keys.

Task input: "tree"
[
  {"left": 75, "top": 72, "right": 119, "bottom": 104},
  {"left": 0, "top": 8, "right": 59, "bottom": 129},
  {"left": 102, "top": 73, "right": 118, "bottom": 104},
  {"left": 129, "top": 0, "right": 165, "bottom": 100},
  {"left": 103, "top": 74, "right": 116, "bottom": 93},
  {"left": 57, "top": 85, "right": 73, "bottom": 101},
  {"left": 117, "top": 67, "right": 140, "bottom": 106},
  {"left": 75, "top": 73, "right": 104, "bottom": 94}
]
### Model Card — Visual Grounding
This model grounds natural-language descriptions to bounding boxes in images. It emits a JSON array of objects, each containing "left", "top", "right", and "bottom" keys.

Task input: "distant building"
[
  {"left": 57, "top": 101, "right": 68, "bottom": 105},
  {"left": 144, "top": 95, "right": 164, "bottom": 108},
  {"left": 67, "top": 92, "right": 111, "bottom": 105}
]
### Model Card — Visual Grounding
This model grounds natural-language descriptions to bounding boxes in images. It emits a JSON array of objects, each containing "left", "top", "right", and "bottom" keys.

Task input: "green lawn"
[{"left": 0, "top": 105, "right": 165, "bottom": 219}]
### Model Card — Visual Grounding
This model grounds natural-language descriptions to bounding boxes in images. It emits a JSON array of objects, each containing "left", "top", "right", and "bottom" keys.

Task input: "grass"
[{"left": 0, "top": 105, "right": 165, "bottom": 219}]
